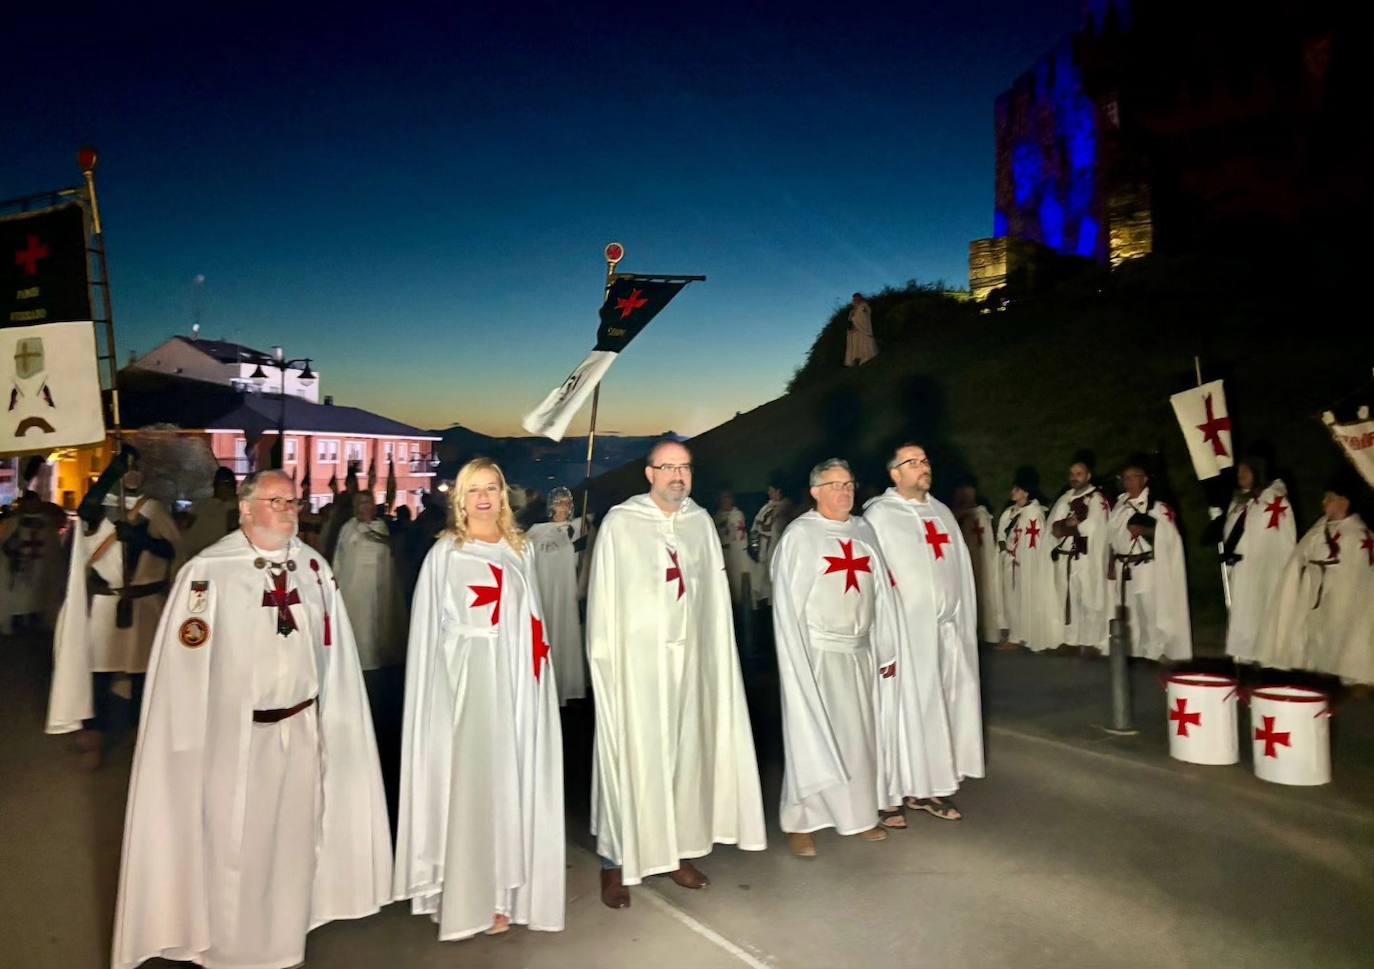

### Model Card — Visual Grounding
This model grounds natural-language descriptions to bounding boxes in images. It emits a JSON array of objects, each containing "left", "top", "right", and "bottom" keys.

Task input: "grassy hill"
[{"left": 587, "top": 249, "right": 1371, "bottom": 645}]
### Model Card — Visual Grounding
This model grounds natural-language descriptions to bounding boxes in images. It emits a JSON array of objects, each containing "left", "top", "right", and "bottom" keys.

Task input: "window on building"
[
  {"left": 410, "top": 443, "right": 421, "bottom": 458},
  {"left": 284, "top": 437, "right": 298, "bottom": 463},
  {"left": 383, "top": 442, "right": 394, "bottom": 460},
  {"left": 317, "top": 439, "right": 339, "bottom": 463},
  {"left": 345, "top": 441, "right": 365, "bottom": 465}
]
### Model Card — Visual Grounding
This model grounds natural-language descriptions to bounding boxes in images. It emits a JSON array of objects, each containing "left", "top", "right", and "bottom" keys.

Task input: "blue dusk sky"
[{"left": 5, "top": 2, "right": 1081, "bottom": 437}]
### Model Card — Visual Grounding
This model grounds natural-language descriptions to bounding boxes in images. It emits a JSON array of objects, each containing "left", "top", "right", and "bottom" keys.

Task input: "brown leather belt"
[{"left": 252, "top": 697, "right": 316, "bottom": 723}]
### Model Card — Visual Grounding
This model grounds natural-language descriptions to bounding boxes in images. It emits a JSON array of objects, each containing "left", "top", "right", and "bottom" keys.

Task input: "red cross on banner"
[
  {"left": 1170, "top": 380, "right": 1234, "bottom": 480},
  {"left": 823, "top": 538, "right": 872, "bottom": 593},
  {"left": 923, "top": 518, "right": 951, "bottom": 560},
  {"left": 262, "top": 571, "right": 301, "bottom": 636},
  {"left": 14, "top": 235, "right": 49, "bottom": 276},
  {"left": 1169, "top": 697, "right": 1201, "bottom": 737},
  {"left": 1196, "top": 393, "right": 1232, "bottom": 457},
  {"left": 1254, "top": 715, "right": 1291, "bottom": 758},
  {"left": 665, "top": 548, "right": 685, "bottom": 600},
  {"left": 614, "top": 288, "right": 649, "bottom": 319},
  {"left": 469, "top": 563, "right": 503, "bottom": 625}
]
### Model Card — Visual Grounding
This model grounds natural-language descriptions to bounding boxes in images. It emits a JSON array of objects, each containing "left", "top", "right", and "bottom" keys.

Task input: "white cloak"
[
  {"left": 845, "top": 301, "right": 877, "bottom": 366},
  {"left": 714, "top": 507, "right": 750, "bottom": 605},
  {"left": 1224, "top": 481, "right": 1297, "bottom": 663},
  {"left": 588, "top": 495, "right": 766, "bottom": 884},
  {"left": 333, "top": 518, "right": 407, "bottom": 670},
  {"left": 865, "top": 489, "right": 981, "bottom": 788},
  {"left": 997, "top": 499, "right": 1060, "bottom": 651},
  {"left": 394, "top": 535, "right": 565, "bottom": 939},
  {"left": 111, "top": 531, "right": 392, "bottom": 969},
  {"left": 748, "top": 498, "right": 790, "bottom": 606},
  {"left": 48, "top": 495, "right": 181, "bottom": 734},
  {"left": 1, "top": 511, "right": 63, "bottom": 624},
  {"left": 1254, "top": 514, "right": 1374, "bottom": 682},
  {"left": 1107, "top": 489, "right": 1193, "bottom": 661},
  {"left": 1047, "top": 486, "right": 1113, "bottom": 649},
  {"left": 526, "top": 519, "right": 587, "bottom": 703},
  {"left": 770, "top": 511, "right": 900, "bottom": 832},
  {"left": 956, "top": 504, "right": 1003, "bottom": 644}
]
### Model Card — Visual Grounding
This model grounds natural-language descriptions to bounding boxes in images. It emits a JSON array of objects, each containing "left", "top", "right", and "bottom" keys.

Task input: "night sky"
[{"left": 6, "top": 2, "right": 1082, "bottom": 436}]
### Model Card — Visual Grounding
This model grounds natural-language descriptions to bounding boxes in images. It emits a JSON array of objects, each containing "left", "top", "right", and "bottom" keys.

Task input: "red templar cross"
[
  {"left": 1361, "top": 530, "right": 1374, "bottom": 567},
  {"left": 924, "top": 519, "right": 951, "bottom": 560},
  {"left": 531, "top": 616, "right": 551, "bottom": 681},
  {"left": 469, "top": 563, "right": 504, "bottom": 625},
  {"left": 1254, "top": 715, "right": 1291, "bottom": 759},
  {"left": 14, "top": 234, "right": 50, "bottom": 276},
  {"left": 665, "top": 549, "right": 685, "bottom": 600},
  {"left": 262, "top": 571, "right": 301, "bottom": 636},
  {"left": 1196, "top": 392, "right": 1232, "bottom": 457},
  {"left": 1169, "top": 697, "right": 1201, "bottom": 737},
  {"left": 1024, "top": 518, "right": 1041, "bottom": 549},
  {"left": 615, "top": 288, "right": 648, "bottom": 319},
  {"left": 1263, "top": 496, "right": 1288, "bottom": 530},
  {"left": 972, "top": 522, "right": 986, "bottom": 546},
  {"left": 823, "top": 539, "right": 872, "bottom": 594}
]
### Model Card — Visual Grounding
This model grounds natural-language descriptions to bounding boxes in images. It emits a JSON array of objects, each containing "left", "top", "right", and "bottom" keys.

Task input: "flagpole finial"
[{"left": 605, "top": 242, "right": 625, "bottom": 267}]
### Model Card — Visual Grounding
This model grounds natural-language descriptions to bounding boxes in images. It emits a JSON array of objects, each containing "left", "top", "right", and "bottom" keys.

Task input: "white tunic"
[
  {"left": 1, "top": 512, "right": 62, "bottom": 622},
  {"left": 771, "top": 511, "right": 900, "bottom": 834},
  {"left": 865, "top": 490, "right": 981, "bottom": 790},
  {"left": 333, "top": 518, "right": 407, "bottom": 670},
  {"left": 394, "top": 536, "right": 565, "bottom": 940},
  {"left": 1255, "top": 514, "right": 1374, "bottom": 682},
  {"left": 1222, "top": 481, "right": 1296, "bottom": 663},
  {"left": 587, "top": 495, "right": 766, "bottom": 884},
  {"left": 956, "top": 504, "right": 1002, "bottom": 644},
  {"left": 845, "top": 300, "right": 878, "bottom": 366},
  {"left": 996, "top": 499, "right": 1060, "bottom": 651},
  {"left": 748, "top": 498, "right": 789, "bottom": 606},
  {"left": 1107, "top": 488, "right": 1193, "bottom": 661},
  {"left": 526, "top": 520, "right": 586, "bottom": 702},
  {"left": 714, "top": 507, "right": 750, "bottom": 605},
  {"left": 111, "top": 531, "right": 392, "bottom": 969},
  {"left": 1046, "top": 486, "right": 1113, "bottom": 649}
]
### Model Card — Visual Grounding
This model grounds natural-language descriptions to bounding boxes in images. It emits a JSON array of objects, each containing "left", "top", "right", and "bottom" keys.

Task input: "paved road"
[{"left": 2, "top": 629, "right": 1370, "bottom": 969}]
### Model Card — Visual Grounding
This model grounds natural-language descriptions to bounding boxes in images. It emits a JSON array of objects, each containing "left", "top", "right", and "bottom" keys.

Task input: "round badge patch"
[{"left": 179, "top": 618, "right": 210, "bottom": 649}]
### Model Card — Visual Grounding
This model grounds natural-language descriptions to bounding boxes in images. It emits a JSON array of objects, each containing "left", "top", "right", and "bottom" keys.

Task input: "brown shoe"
[
  {"left": 667, "top": 860, "right": 709, "bottom": 889},
  {"left": 855, "top": 826, "right": 888, "bottom": 842},
  {"left": 600, "top": 867, "right": 630, "bottom": 909},
  {"left": 787, "top": 832, "right": 817, "bottom": 857}
]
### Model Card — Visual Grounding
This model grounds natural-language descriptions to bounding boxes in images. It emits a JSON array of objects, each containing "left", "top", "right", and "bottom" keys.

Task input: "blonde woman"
[{"left": 393, "top": 458, "right": 565, "bottom": 941}]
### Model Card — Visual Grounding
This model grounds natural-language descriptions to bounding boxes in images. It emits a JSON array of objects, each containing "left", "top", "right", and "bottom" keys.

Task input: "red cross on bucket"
[
  {"left": 14, "top": 234, "right": 50, "bottom": 276},
  {"left": 924, "top": 518, "right": 951, "bottom": 560},
  {"left": 1196, "top": 392, "right": 1232, "bottom": 457},
  {"left": 469, "top": 563, "right": 503, "bottom": 625},
  {"left": 1254, "top": 715, "right": 1291, "bottom": 759},
  {"left": 823, "top": 539, "right": 872, "bottom": 593},
  {"left": 1169, "top": 697, "right": 1201, "bottom": 737},
  {"left": 262, "top": 571, "right": 300, "bottom": 636},
  {"left": 665, "top": 549, "right": 685, "bottom": 600}
]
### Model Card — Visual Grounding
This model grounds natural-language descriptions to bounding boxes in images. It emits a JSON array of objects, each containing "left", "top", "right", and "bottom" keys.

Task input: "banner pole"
[{"left": 581, "top": 243, "right": 623, "bottom": 525}]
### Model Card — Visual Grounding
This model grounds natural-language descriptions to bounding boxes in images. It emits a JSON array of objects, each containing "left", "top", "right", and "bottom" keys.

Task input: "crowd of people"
[{"left": 0, "top": 429, "right": 1368, "bottom": 969}]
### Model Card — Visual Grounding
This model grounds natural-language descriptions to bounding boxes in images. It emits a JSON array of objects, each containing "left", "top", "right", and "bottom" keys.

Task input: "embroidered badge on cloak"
[
  {"left": 179, "top": 617, "right": 210, "bottom": 648},
  {"left": 188, "top": 579, "right": 210, "bottom": 614}
]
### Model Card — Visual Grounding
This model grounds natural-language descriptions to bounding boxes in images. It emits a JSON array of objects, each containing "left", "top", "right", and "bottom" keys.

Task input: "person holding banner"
[
  {"left": 1107, "top": 458, "right": 1192, "bottom": 662},
  {"left": 586, "top": 441, "right": 765, "bottom": 907},
  {"left": 1255, "top": 470, "right": 1374, "bottom": 683},
  {"left": 1219, "top": 451, "right": 1296, "bottom": 666}
]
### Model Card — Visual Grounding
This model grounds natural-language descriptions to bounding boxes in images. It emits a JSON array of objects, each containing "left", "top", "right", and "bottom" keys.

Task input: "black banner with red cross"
[
  {"left": 1, "top": 203, "right": 91, "bottom": 328},
  {"left": 594, "top": 276, "right": 689, "bottom": 352}
]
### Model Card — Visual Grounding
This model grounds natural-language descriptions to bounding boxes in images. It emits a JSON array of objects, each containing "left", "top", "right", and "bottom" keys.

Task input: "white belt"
[{"left": 805, "top": 629, "right": 870, "bottom": 654}]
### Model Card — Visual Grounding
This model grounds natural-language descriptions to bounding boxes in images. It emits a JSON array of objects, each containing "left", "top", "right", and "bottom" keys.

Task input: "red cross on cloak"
[
  {"left": 1361, "top": 530, "right": 1374, "bottom": 567},
  {"left": 615, "top": 288, "right": 649, "bottom": 319},
  {"left": 1024, "top": 518, "right": 1041, "bottom": 549},
  {"left": 1169, "top": 697, "right": 1201, "bottom": 737},
  {"left": 14, "top": 234, "right": 50, "bottom": 276},
  {"left": 1161, "top": 504, "right": 1176, "bottom": 525},
  {"left": 924, "top": 518, "right": 951, "bottom": 560},
  {"left": 469, "top": 563, "right": 503, "bottom": 625},
  {"left": 531, "top": 616, "right": 551, "bottom": 681},
  {"left": 665, "top": 549, "right": 685, "bottom": 600},
  {"left": 262, "top": 571, "right": 301, "bottom": 636},
  {"left": 1263, "top": 496, "right": 1288, "bottom": 530},
  {"left": 1196, "top": 392, "right": 1232, "bottom": 457},
  {"left": 823, "top": 539, "right": 872, "bottom": 593},
  {"left": 972, "top": 522, "right": 986, "bottom": 546},
  {"left": 1254, "top": 715, "right": 1291, "bottom": 758}
]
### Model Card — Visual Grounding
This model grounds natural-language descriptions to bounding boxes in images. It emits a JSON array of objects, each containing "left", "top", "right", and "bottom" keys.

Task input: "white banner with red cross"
[{"left": 1170, "top": 380, "right": 1234, "bottom": 481}]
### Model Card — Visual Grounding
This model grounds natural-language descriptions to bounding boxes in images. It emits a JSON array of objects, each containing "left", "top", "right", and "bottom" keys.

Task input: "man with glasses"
[
  {"left": 111, "top": 469, "right": 392, "bottom": 969},
  {"left": 586, "top": 440, "right": 766, "bottom": 909},
  {"left": 772, "top": 458, "right": 903, "bottom": 856},
  {"left": 865, "top": 445, "right": 980, "bottom": 823}
]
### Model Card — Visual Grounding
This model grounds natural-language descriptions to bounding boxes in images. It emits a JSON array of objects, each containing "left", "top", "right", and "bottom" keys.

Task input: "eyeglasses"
[
  {"left": 650, "top": 463, "right": 693, "bottom": 474},
  {"left": 250, "top": 497, "right": 306, "bottom": 512},
  {"left": 816, "top": 480, "right": 856, "bottom": 493},
  {"left": 893, "top": 458, "right": 931, "bottom": 471}
]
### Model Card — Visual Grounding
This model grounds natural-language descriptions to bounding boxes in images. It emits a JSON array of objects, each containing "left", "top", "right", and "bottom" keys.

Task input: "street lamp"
[{"left": 248, "top": 355, "right": 315, "bottom": 468}]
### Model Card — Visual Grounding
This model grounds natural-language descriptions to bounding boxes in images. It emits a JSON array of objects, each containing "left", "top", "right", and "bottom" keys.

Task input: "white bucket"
[
  {"left": 1164, "top": 672, "right": 1238, "bottom": 765},
  {"left": 1248, "top": 685, "right": 1331, "bottom": 786}
]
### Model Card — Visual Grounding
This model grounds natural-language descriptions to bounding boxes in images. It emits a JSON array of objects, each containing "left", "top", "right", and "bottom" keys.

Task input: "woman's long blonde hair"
[{"left": 446, "top": 457, "right": 526, "bottom": 553}]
